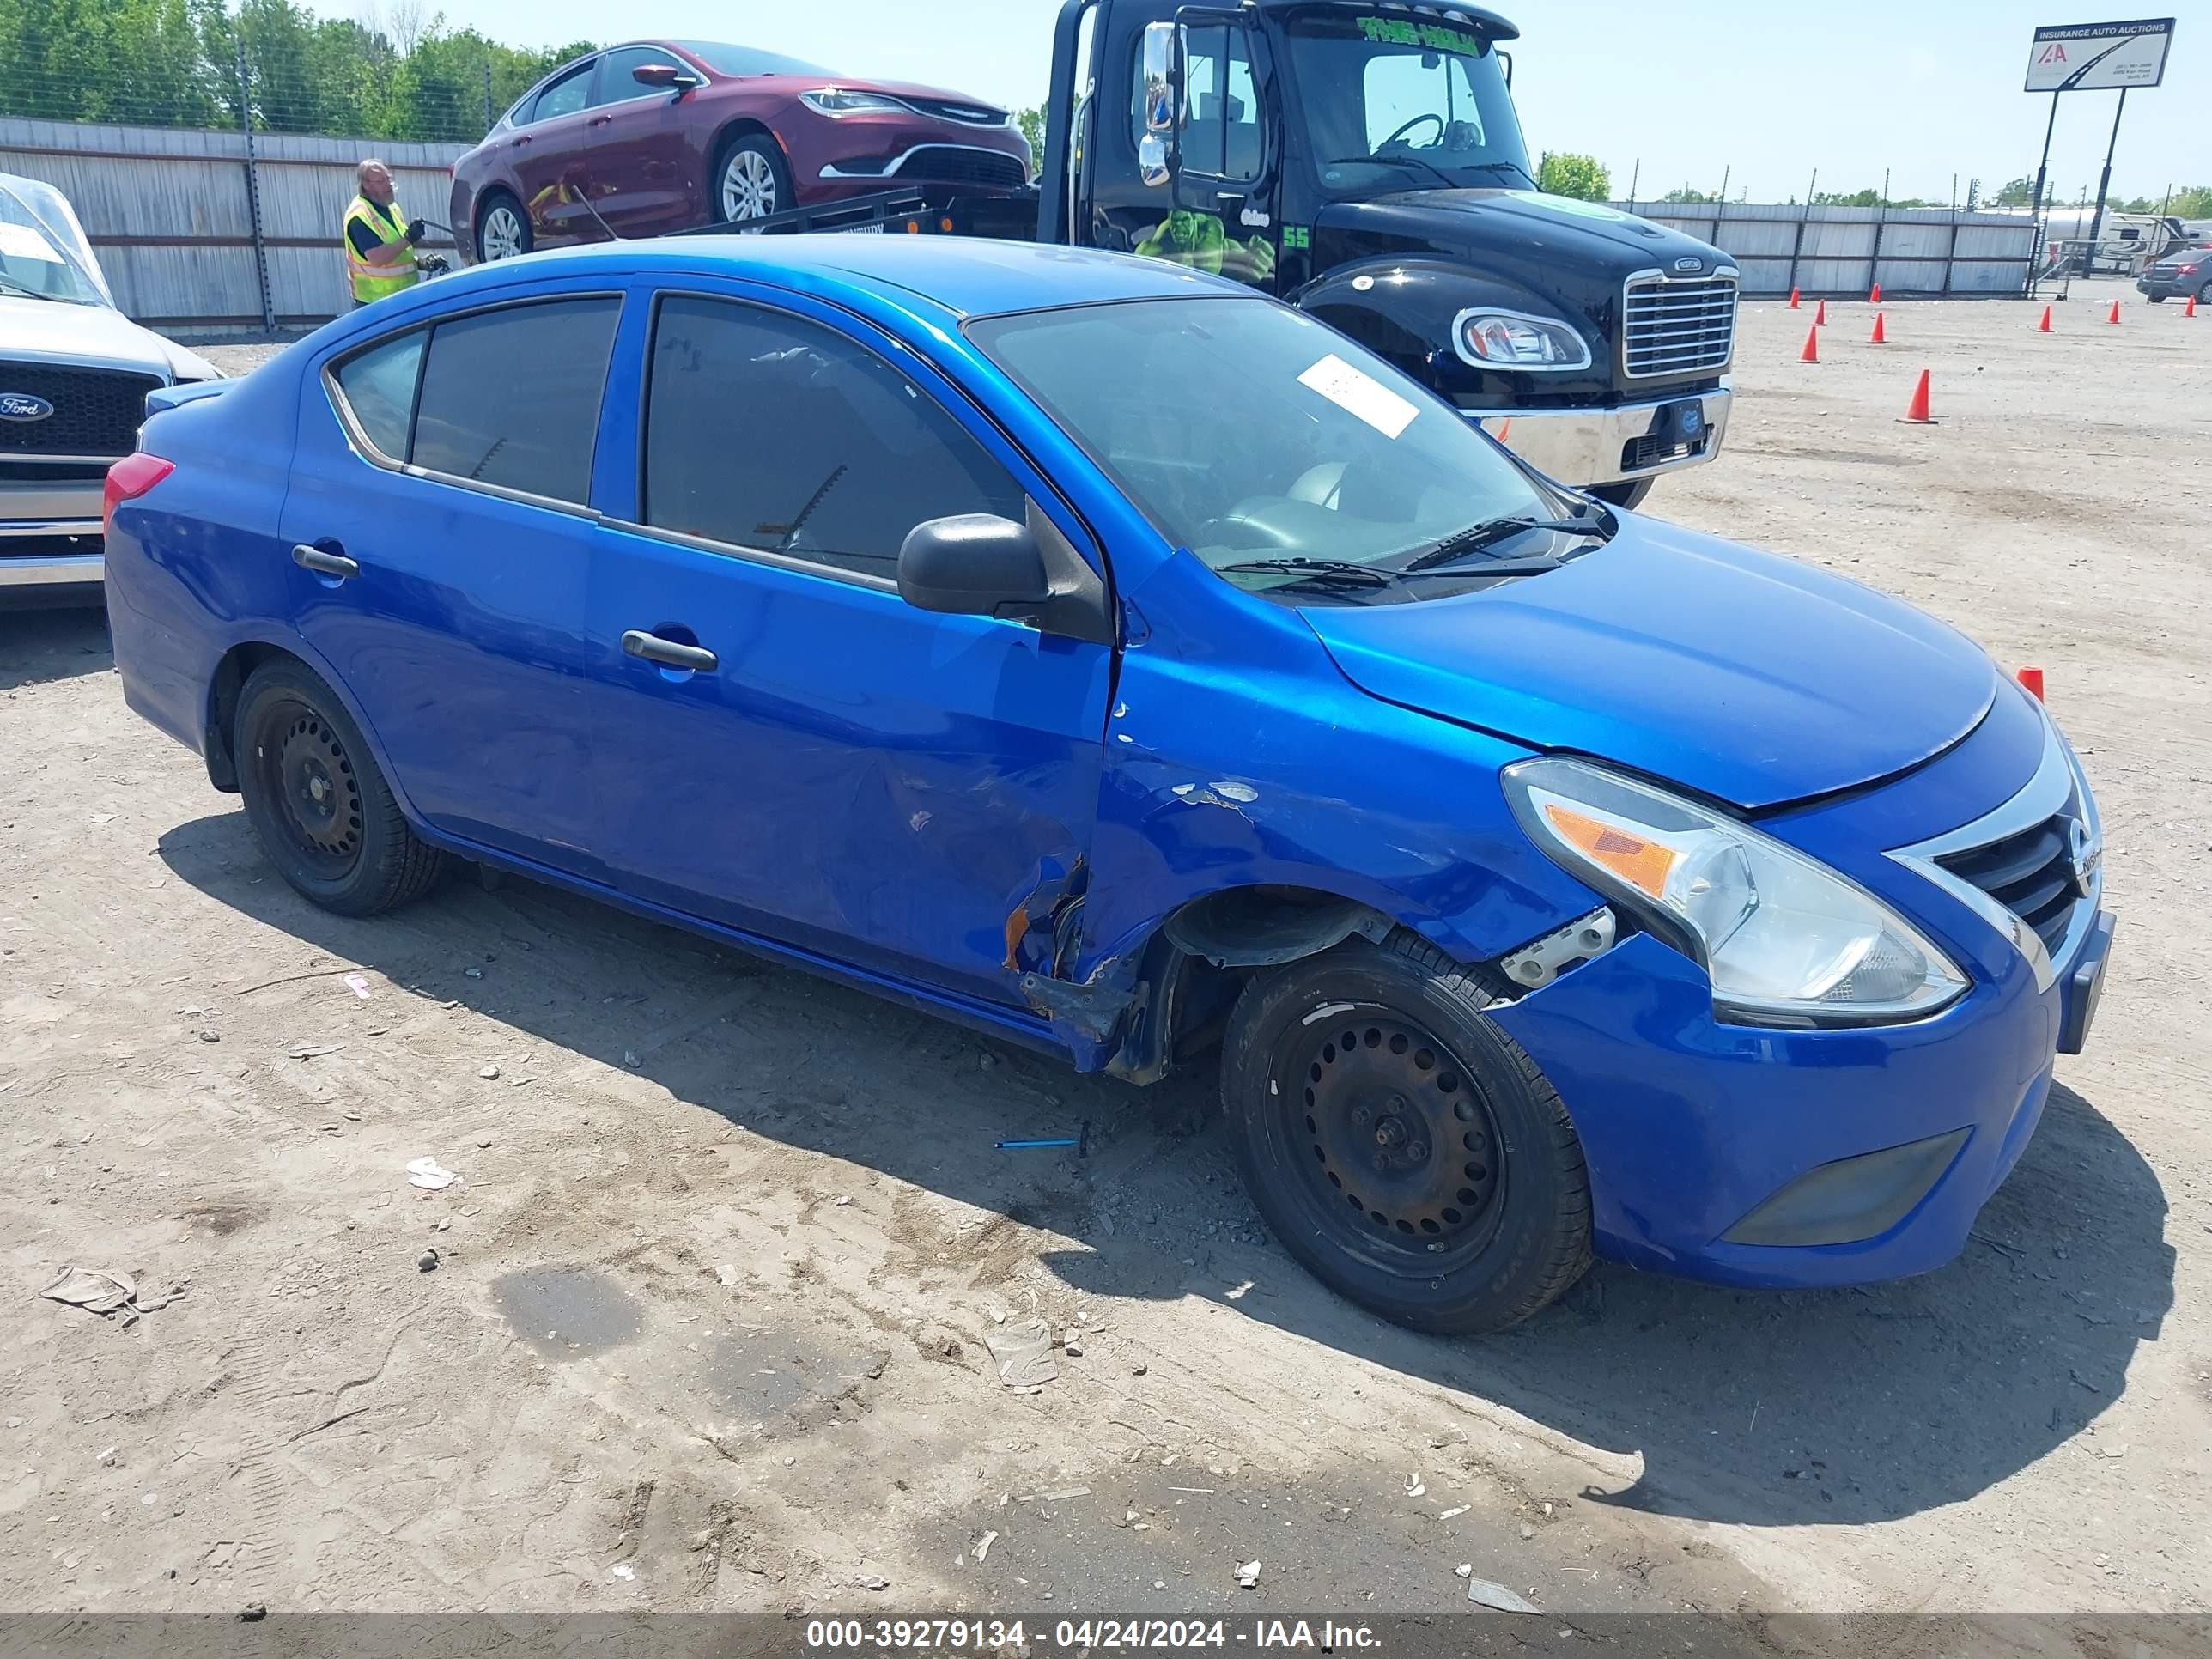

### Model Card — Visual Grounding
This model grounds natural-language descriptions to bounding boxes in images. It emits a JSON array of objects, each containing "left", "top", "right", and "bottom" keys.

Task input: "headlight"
[
  {"left": 1452, "top": 307, "right": 1592, "bottom": 371},
  {"left": 799, "top": 88, "right": 907, "bottom": 117},
  {"left": 1503, "top": 757, "right": 1967, "bottom": 1025}
]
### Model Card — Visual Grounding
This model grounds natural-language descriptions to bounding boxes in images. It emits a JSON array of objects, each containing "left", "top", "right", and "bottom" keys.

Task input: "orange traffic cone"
[
  {"left": 2188, "top": 293, "right": 2199, "bottom": 318},
  {"left": 2106, "top": 299, "right": 2122, "bottom": 325},
  {"left": 1869, "top": 281, "right": 1882, "bottom": 304},
  {"left": 1799, "top": 325, "right": 1820, "bottom": 363},
  {"left": 1897, "top": 368, "right": 1935, "bottom": 424},
  {"left": 1814, "top": 298, "right": 1828, "bottom": 325},
  {"left": 1789, "top": 286, "right": 1801, "bottom": 308},
  {"left": 1495, "top": 418, "right": 1511, "bottom": 441},
  {"left": 2036, "top": 304, "right": 2053, "bottom": 332},
  {"left": 2015, "top": 665, "right": 2045, "bottom": 702},
  {"left": 1869, "top": 311, "right": 1887, "bottom": 344}
]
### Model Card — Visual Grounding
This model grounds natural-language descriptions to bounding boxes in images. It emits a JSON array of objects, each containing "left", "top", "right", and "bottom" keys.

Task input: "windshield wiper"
[
  {"left": 1324, "top": 152, "right": 1459, "bottom": 191},
  {"left": 1459, "top": 159, "right": 1541, "bottom": 190},
  {"left": 0, "top": 277, "right": 65, "bottom": 304},
  {"left": 1401, "top": 509, "right": 1610, "bottom": 572},
  {"left": 1397, "top": 553, "right": 1565, "bottom": 581},
  {"left": 1216, "top": 556, "right": 1403, "bottom": 592}
]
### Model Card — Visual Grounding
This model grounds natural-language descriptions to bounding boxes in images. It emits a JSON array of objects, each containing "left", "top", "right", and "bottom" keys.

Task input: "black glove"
[{"left": 407, "top": 218, "right": 429, "bottom": 243}]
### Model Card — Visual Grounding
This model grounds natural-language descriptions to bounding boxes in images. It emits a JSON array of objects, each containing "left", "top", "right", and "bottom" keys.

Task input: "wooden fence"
[{"left": 2, "top": 117, "right": 469, "bottom": 337}]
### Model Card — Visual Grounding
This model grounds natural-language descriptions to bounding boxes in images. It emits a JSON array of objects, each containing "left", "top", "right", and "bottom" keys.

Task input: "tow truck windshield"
[
  {"left": 1279, "top": 9, "right": 1533, "bottom": 200},
  {"left": 970, "top": 294, "right": 1596, "bottom": 604}
]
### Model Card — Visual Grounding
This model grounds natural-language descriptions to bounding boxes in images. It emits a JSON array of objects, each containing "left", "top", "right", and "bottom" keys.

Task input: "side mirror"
[
  {"left": 899, "top": 514, "right": 1052, "bottom": 619},
  {"left": 632, "top": 63, "right": 702, "bottom": 91},
  {"left": 1140, "top": 22, "right": 1177, "bottom": 135},
  {"left": 1496, "top": 48, "right": 1513, "bottom": 89},
  {"left": 1137, "top": 132, "right": 1169, "bottom": 189}
]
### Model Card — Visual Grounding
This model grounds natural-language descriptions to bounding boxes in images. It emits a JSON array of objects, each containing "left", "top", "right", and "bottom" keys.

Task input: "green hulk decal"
[{"left": 1134, "top": 209, "right": 1276, "bottom": 285}]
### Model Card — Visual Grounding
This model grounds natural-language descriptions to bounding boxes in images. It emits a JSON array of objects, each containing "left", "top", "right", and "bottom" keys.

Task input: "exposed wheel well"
[
  {"left": 204, "top": 641, "right": 299, "bottom": 792},
  {"left": 708, "top": 122, "right": 782, "bottom": 174}
]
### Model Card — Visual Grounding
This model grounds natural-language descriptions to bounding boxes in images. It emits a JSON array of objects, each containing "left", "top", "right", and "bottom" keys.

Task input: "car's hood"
[
  {"left": 0, "top": 295, "right": 216, "bottom": 380},
  {"left": 1314, "top": 187, "right": 1728, "bottom": 283},
  {"left": 1301, "top": 517, "right": 1998, "bottom": 811}
]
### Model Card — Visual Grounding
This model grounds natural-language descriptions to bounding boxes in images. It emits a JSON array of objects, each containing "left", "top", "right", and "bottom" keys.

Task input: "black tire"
[
  {"left": 1221, "top": 931, "right": 1592, "bottom": 1334},
  {"left": 710, "top": 131, "right": 793, "bottom": 224},
  {"left": 234, "top": 659, "right": 443, "bottom": 917},
  {"left": 2200, "top": 280, "right": 2212, "bottom": 305},
  {"left": 474, "top": 188, "right": 532, "bottom": 263},
  {"left": 2147, "top": 292, "right": 2166, "bottom": 303},
  {"left": 1588, "top": 478, "right": 1654, "bottom": 511}
]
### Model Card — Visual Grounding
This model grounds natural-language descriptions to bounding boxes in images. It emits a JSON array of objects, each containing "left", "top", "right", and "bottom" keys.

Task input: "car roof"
[{"left": 461, "top": 234, "right": 1245, "bottom": 322}]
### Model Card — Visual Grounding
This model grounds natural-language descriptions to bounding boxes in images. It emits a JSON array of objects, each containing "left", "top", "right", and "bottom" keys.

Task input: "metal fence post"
[
  {"left": 234, "top": 39, "right": 275, "bottom": 334},
  {"left": 482, "top": 62, "right": 494, "bottom": 135}
]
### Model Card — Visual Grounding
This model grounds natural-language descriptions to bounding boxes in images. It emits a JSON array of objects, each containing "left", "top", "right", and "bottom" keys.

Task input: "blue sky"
[{"left": 435, "top": 0, "right": 2206, "bottom": 206}]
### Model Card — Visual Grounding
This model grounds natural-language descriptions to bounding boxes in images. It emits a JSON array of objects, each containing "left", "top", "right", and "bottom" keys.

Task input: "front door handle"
[
  {"left": 622, "top": 629, "right": 718, "bottom": 673},
  {"left": 292, "top": 544, "right": 359, "bottom": 578},
  {"left": 587, "top": 114, "right": 613, "bottom": 128},
  {"left": 509, "top": 133, "right": 533, "bottom": 147}
]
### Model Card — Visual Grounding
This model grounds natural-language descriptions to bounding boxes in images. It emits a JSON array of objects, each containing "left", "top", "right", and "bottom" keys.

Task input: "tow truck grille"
[
  {"left": 0, "top": 361, "right": 161, "bottom": 457},
  {"left": 1620, "top": 274, "right": 1737, "bottom": 380}
]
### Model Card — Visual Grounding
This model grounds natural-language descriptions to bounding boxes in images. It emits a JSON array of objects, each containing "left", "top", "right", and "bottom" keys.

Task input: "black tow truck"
[{"left": 711, "top": 0, "right": 1738, "bottom": 508}]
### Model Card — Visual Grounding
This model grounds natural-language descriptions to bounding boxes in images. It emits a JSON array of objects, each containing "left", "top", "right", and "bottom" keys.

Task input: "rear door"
[
  {"left": 578, "top": 283, "right": 1115, "bottom": 1006},
  {"left": 507, "top": 58, "right": 604, "bottom": 245},
  {"left": 580, "top": 46, "right": 701, "bottom": 235},
  {"left": 281, "top": 286, "right": 623, "bottom": 876}
]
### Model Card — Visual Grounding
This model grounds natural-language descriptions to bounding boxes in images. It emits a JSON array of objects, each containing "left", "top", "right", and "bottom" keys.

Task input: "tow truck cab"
[{"left": 1036, "top": 0, "right": 1738, "bottom": 506}]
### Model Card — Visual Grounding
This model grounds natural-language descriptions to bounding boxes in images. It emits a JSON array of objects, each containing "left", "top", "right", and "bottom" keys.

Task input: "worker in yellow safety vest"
[{"left": 343, "top": 158, "right": 428, "bottom": 307}]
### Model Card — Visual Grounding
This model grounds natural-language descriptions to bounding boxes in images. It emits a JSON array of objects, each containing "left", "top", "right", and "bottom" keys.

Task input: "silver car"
[{"left": 2, "top": 173, "right": 221, "bottom": 602}]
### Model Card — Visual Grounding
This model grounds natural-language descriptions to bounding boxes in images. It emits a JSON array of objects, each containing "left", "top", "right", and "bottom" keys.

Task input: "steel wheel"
[
  {"left": 481, "top": 202, "right": 526, "bottom": 261},
  {"left": 721, "top": 148, "right": 780, "bottom": 221},
  {"left": 253, "top": 700, "right": 364, "bottom": 876},
  {"left": 1275, "top": 1006, "right": 1509, "bottom": 1269}
]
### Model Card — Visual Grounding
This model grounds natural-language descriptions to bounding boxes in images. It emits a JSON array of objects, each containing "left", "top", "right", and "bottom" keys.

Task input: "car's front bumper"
[
  {"left": 1485, "top": 689, "right": 2109, "bottom": 1290},
  {"left": 3, "top": 473, "right": 106, "bottom": 588},
  {"left": 1465, "top": 386, "right": 1732, "bottom": 489}
]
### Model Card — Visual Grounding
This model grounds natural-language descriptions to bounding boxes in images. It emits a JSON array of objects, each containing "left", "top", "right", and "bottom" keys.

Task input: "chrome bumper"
[
  {"left": 2, "top": 477, "right": 106, "bottom": 586},
  {"left": 1465, "top": 386, "right": 1733, "bottom": 488}
]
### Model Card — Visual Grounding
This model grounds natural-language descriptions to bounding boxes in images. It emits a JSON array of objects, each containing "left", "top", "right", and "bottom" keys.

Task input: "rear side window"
[
  {"left": 329, "top": 295, "right": 620, "bottom": 506},
  {"left": 640, "top": 295, "right": 1024, "bottom": 581},
  {"left": 331, "top": 329, "right": 424, "bottom": 460},
  {"left": 530, "top": 60, "right": 596, "bottom": 122}
]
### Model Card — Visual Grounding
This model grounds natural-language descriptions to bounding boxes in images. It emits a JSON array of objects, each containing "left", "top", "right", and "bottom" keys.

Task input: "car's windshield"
[
  {"left": 0, "top": 190, "right": 108, "bottom": 307},
  {"left": 673, "top": 40, "right": 833, "bottom": 77},
  {"left": 1279, "top": 9, "right": 1532, "bottom": 198},
  {"left": 970, "top": 296, "right": 1572, "bottom": 599}
]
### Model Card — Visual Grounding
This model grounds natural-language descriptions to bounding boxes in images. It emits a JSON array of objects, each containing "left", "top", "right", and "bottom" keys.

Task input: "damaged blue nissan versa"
[{"left": 104, "top": 236, "right": 2113, "bottom": 1333}]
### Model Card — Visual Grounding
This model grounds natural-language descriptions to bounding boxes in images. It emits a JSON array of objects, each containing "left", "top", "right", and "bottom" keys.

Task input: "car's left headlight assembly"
[
  {"left": 1503, "top": 757, "right": 1967, "bottom": 1026},
  {"left": 799, "top": 88, "right": 908, "bottom": 117}
]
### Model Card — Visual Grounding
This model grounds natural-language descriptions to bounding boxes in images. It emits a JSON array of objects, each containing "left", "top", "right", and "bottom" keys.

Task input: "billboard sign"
[{"left": 2024, "top": 18, "right": 2176, "bottom": 91}]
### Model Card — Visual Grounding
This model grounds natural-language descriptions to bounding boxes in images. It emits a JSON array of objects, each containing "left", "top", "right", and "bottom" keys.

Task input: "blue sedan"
[{"left": 103, "top": 236, "right": 2114, "bottom": 1333}]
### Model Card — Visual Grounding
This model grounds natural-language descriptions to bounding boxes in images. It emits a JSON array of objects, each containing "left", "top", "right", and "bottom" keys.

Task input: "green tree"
[
  {"left": 1991, "top": 176, "right": 2036, "bottom": 208},
  {"left": 2168, "top": 185, "right": 2212, "bottom": 219},
  {"left": 1658, "top": 185, "right": 1716, "bottom": 204},
  {"left": 1535, "top": 150, "right": 1610, "bottom": 202},
  {"left": 1015, "top": 106, "right": 1044, "bottom": 174}
]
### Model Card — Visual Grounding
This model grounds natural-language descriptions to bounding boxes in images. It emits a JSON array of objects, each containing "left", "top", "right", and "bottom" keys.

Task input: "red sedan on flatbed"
[{"left": 449, "top": 39, "right": 1032, "bottom": 263}]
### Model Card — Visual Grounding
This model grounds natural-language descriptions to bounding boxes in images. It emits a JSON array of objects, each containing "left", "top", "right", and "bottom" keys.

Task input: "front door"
[
  {"left": 282, "top": 289, "right": 623, "bottom": 877},
  {"left": 580, "top": 47, "right": 700, "bottom": 235},
  {"left": 581, "top": 286, "right": 1115, "bottom": 1007}
]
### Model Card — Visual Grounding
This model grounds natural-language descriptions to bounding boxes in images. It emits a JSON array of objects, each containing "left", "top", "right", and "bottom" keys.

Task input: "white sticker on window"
[
  {"left": 1297, "top": 353, "right": 1418, "bottom": 439},
  {"left": 0, "top": 223, "right": 62, "bottom": 263}
]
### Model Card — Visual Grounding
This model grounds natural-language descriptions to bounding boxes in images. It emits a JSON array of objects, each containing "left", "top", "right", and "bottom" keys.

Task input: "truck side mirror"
[
  {"left": 1496, "top": 49, "right": 1513, "bottom": 89},
  {"left": 1138, "top": 134, "right": 1169, "bottom": 188},
  {"left": 1141, "top": 22, "right": 1177, "bottom": 135}
]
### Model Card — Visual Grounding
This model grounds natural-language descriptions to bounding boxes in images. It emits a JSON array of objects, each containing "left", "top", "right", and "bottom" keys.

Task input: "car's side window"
[
  {"left": 640, "top": 294, "right": 1026, "bottom": 582},
  {"left": 530, "top": 60, "right": 597, "bottom": 124},
  {"left": 596, "top": 46, "right": 678, "bottom": 106},
  {"left": 331, "top": 328, "right": 425, "bottom": 461},
  {"left": 328, "top": 296, "right": 620, "bottom": 506}
]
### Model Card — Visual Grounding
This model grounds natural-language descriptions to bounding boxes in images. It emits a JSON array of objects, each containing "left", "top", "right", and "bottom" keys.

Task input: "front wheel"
[
  {"left": 2147, "top": 292, "right": 2166, "bottom": 303},
  {"left": 713, "top": 134, "right": 792, "bottom": 223},
  {"left": 234, "top": 659, "right": 444, "bottom": 916},
  {"left": 1587, "top": 478, "right": 1654, "bottom": 511},
  {"left": 1220, "top": 932, "right": 1592, "bottom": 1334}
]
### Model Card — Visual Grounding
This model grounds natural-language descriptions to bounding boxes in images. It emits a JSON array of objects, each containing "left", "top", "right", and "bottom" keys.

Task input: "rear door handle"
[
  {"left": 587, "top": 115, "right": 612, "bottom": 128},
  {"left": 622, "top": 629, "right": 718, "bottom": 672},
  {"left": 292, "top": 544, "right": 359, "bottom": 578}
]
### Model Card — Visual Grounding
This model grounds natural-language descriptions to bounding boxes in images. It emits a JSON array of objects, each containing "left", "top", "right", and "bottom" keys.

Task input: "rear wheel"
[
  {"left": 2148, "top": 292, "right": 2166, "bottom": 303},
  {"left": 2200, "top": 279, "right": 2212, "bottom": 305},
  {"left": 475, "top": 190, "right": 532, "bottom": 262},
  {"left": 1587, "top": 478, "right": 1654, "bottom": 511},
  {"left": 714, "top": 133, "right": 791, "bottom": 223},
  {"left": 234, "top": 659, "right": 442, "bottom": 916},
  {"left": 1220, "top": 932, "right": 1592, "bottom": 1334}
]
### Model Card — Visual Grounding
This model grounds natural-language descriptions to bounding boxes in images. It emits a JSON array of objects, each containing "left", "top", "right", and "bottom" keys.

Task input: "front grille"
[
  {"left": 1621, "top": 274, "right": 1737, "bottom": 380},
  {"left": 902, "top": 96, "right": 1006, "bottom": 125},
  {"left": 896, "top": 147, "right": 1026, "bottom": 189},
  {"left": 1936, "top": 810, "right": 2083, "bottom": 957},
  {"left": 0, "top": 459, "right": 109, "bottom": 484},
  {"left": 1621, "top": 429, "right": 1709, "bottom": 472},
  {"left": 0, "top": 362, "right": 161, "bottom": 457}
]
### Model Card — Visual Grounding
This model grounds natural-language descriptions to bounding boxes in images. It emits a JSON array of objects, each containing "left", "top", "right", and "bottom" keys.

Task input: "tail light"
[{"left": 103, "top": 453, "right": 175, "bottom": 534}]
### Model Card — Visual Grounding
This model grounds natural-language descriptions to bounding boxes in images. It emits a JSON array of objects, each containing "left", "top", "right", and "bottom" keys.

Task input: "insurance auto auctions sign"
[{"left": 2024, "top": 18, "right": 2175, "bottom": 91}]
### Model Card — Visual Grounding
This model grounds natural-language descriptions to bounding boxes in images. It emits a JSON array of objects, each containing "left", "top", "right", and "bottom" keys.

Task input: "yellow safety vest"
[{"left": 343, "top": 196, "right": 417, "bottom": 306}]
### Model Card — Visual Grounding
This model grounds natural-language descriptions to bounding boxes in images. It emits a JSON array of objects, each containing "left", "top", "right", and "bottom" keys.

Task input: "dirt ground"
[{"left": 2, "top": 277, "right": 2207, "bottom": 1628}]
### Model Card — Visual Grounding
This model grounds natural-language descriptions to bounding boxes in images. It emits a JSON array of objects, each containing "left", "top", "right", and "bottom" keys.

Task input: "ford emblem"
[
  {"left": 1673, "top": 256, "right": 1702, "bottom": 273},
  {"left": 0, "top": 392, "right": 55, "bottom": 422}
]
